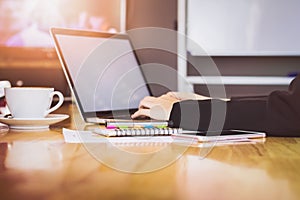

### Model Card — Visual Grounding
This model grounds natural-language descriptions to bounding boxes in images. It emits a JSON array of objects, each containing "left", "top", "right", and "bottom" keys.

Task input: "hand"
[
  {"left": 131, "top": 94, "right": 180, "bottom": 120},
  {"left": 131, "top": 91, "right": 229, "bottom": 120}
]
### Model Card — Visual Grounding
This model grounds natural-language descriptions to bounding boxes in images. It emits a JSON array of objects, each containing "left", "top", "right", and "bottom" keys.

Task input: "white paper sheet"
[
  {"left": 62, "top": 128, "right": 174, "bottom": 144},
  {"left": 62, "top": 128, "right": 265, "bottom": 147}
]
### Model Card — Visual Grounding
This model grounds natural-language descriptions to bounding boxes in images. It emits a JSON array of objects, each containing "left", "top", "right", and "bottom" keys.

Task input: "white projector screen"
[{"left": 187, "top": 0, "right": 300, "bottom": 56}]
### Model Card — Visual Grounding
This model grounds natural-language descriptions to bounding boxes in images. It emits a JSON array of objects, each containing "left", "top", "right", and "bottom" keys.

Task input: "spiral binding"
[{"left": 94, "top": 127, "right": 183, "bottom": 137}]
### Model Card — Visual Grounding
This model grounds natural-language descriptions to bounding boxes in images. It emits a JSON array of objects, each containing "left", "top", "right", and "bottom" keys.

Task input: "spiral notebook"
[{"left": 93, "top": 127, "right": 183, "bottom": 137}]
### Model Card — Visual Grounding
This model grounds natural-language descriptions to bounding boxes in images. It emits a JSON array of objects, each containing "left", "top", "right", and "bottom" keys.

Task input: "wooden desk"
[{"left": 0, "top": 103, "right": 300, "bottom": 200}]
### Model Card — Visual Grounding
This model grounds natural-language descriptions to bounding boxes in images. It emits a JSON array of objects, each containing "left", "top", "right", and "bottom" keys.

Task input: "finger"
[{"left": 131, "top": 109, "right": 151, "bottom": 119}]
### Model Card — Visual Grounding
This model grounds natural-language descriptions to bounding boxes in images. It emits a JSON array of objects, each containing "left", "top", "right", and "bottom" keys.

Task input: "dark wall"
[
  {"left": 127, "top": 0, "right": 177, "bottom": 29},
  {"left": 126, "top": 0, "right": 178, "bottom": 96},
  {"left": 0, "top": 67, "right": 70, "bottom": 97},
  {"left": 0, "top": 48, "right": 70, "bottom": 98}
]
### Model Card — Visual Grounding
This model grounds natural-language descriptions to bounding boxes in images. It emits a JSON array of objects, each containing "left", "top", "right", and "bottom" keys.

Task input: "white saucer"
[{"left": 0, "top": 114, "right": 69, "bottom": 130}]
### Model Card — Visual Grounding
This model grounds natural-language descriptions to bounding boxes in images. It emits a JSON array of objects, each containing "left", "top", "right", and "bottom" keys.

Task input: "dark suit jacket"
[{"left": 169, "top": 75, "right": 300, "bottom": 136}]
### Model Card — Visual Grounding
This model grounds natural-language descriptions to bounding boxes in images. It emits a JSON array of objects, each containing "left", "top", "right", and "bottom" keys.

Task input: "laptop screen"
[{"left": 51, "top": 28, "right": 151, "bottom": 118}]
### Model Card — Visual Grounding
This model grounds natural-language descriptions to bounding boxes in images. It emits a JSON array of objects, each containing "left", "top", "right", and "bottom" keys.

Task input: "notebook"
[
  {"left": 93, "top": 127, "right": 183, "bottom": 137},
  {"left": 50, "top": 28, "right": 160, "bottom": 124}
]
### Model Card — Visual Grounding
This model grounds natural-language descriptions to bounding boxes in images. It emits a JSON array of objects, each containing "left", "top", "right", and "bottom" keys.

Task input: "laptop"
[{"left": 50, "top": 28, "right": 154, "bottom": 124}]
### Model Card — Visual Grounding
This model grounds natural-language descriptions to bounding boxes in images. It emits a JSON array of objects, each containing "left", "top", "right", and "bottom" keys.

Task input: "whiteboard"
[{"left": 187, "top": 0, "right": 300, "bottom": 56}]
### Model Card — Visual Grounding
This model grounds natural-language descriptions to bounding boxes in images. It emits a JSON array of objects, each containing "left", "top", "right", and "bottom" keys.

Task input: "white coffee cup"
[{"left": 4, "top": 87, "right": 64, "bottom": 118}]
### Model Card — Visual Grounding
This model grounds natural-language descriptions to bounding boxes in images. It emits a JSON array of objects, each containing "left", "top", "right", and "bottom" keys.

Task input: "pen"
[
  {"left": 105, "top": 121, "right": 168, "bottom": 129},
  {"left": 106, "top": 125, "right": 118, "bottom": 129},
  {"left": 106, "top": 125, "right": 168, "bottom": 129}
]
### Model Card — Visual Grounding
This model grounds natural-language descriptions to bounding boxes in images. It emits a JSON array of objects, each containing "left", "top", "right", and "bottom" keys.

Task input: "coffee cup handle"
[
  {"left": 0, "top": 80, "right": 11, "bottom": 98},
  {"left": 45, "top": 91, "right": 64, "bottom": 116}
]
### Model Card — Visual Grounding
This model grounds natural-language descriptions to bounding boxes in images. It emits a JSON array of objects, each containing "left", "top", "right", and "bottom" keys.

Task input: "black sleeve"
[
  {"left": 266, "top": 75, "right": 300, "bottom": 136},
  {"left": 169, "top": 75, "right": 300, "bottom": 137},
  {"left": 169, "top": 98, "right": 267, "bottom": 133}
]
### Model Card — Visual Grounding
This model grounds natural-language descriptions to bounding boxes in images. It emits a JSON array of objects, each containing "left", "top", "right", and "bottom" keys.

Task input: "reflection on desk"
[{"left": 0, "top": 103, "right": 299, "bottom": 200}]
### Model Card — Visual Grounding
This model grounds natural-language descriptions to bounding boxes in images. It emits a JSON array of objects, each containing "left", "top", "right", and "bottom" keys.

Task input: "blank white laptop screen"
[{"left": 52, "top": 29, "right": 150, "bottom": 119}]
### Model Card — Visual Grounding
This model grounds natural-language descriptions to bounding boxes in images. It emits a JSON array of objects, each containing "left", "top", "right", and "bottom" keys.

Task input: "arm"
[
  {"left": 169, "top": 75, "right": 300, "bottom": 136},
  {"left": 169, "top": 98, "right": 267, "bottom": 133},
  {"left": 265, "top": 75, "right": 300, "bottom": 135}
]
